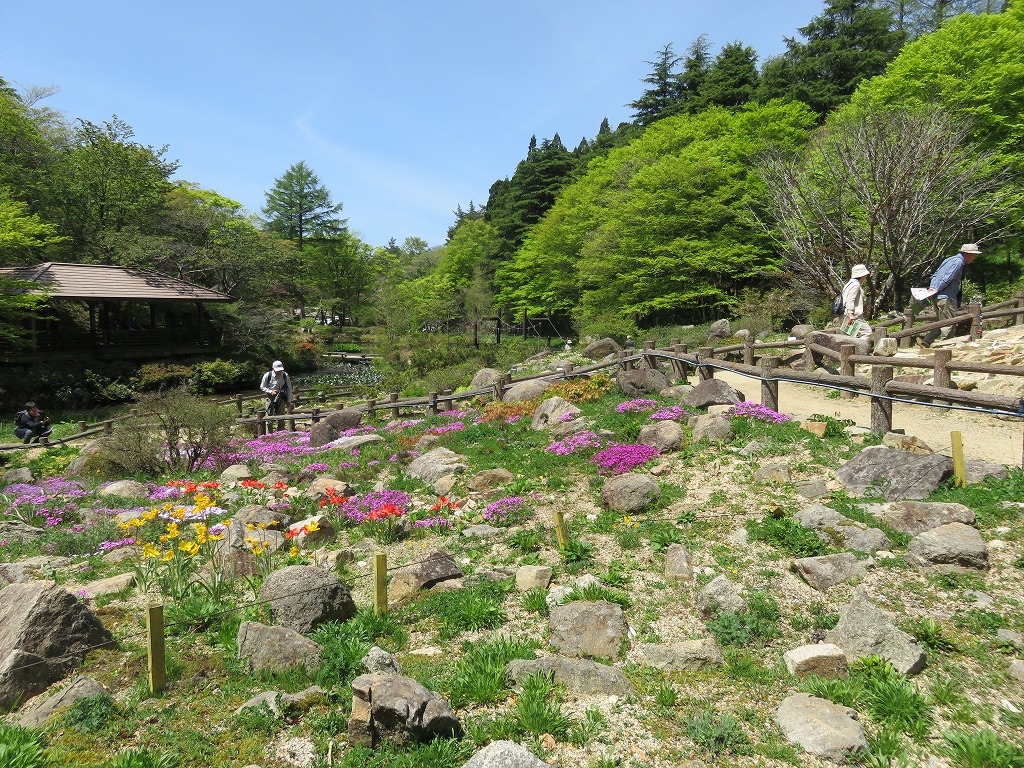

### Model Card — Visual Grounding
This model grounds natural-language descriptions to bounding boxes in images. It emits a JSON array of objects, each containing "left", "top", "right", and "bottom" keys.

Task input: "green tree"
[
  {"left": 876, "top": 0, "right": 1005, "bottom": 39},
  {"left": 678, "top": 35, "right": 713, "bottom": 113},
  {"left": 0, "top": 194, "right": 67, "bottom": 263},
  {"left": 0, "top": 80, "right": 52, "bottom": 208},
  {"left": 262, "top": 161, "right": 344, "bottom": 251},
  {"left": 302, "top": 231, "right": 377, "bottom": 325},
  {"left": 628, "top": 44, "right": 684, "bottom": 125},
  {"left": 699, "top": 41, "right": 760, "bottom": 109}
]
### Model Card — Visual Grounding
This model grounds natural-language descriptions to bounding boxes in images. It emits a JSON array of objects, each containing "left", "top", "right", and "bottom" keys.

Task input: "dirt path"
[{"left": 711, "top": 369, "right": 1024, "bottom": 468}]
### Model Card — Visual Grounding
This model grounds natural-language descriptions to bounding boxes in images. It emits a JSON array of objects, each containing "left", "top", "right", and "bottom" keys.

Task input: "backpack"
[{"left": 831, "top": 292, "right": 844, "bottom": 316}]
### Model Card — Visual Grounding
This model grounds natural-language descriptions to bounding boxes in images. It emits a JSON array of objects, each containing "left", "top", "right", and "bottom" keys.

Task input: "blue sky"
[{"left": 2, "top": 1, "right": 825, "bottom": 249}]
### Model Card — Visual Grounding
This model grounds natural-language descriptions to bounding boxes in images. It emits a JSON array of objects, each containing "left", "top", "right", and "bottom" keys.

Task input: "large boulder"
[
  {"left": 0, "top": 581, "right": 115, "bottom": 710},
  {"left": 634, "top": 639, "right": 724, "bottom": 671},
  {"left": 388, "top": 550, "right": 464, "bottom": 602},
  {"left": 835, "top": 445, "right": 952, "bottom": 500},
  {"left": 825, "top": 589, "right": 926, "bottom": 675},
  {"left": 707, "top": 319, "right": 731, "bottom": 341},
  {"left": 907, "top": 522, "right": 988, "bottom": 573},
  {"left": 15, "top": 675, "right": 107, "bottom": 729},
  {"left": 503, "top": 379, "right": 550, "bottom": 402},
  {"left": 236, "top": 621, "right": 322, "bottom": 672},
  {"left": 470, "top": 368, "right": 504, "bottom": 389},
  {"left": 549, "top": 601, "right": 629, "bottom": 659},
  {"left": 324, "top": 409, "right": 363, "bottom": 431},
  {"left": 795, "top": 504, "right": 890, "bottom": 554},
  {"left": 406, "top": 447, "right": 468, "bottom": 485},
  {"left": 776, "top": 693, "right": 867, "bottom": 762},
  {"left": 308, "top": 420, "right": 340, "bottom": 448},
  {"left": 617, "top": 368, "right": 671, "bottom": 397},
  {"left": 682, "top": 380, "right": 745, "bottom": 409},
  {"left": 696, "top": 575, "right": 746, "bottom": 618},
  {"left": 507, "top": 656, "right": 636, "bottom": 697},
  {"left": 96, "top": 479, "right": 148, "bottom": 499},
  {"left": 690, "top": 414, "right": 735, "bottom": 443},
  {"left": 258, "top": 565, "right": 356, "bottom": 634},
  {"left": 600, "top": 473, "right": 660, "bottom": 513},
  {"left": 792, "top": 553, "right": 868, "bottom": 591},
  {"left": 348, "top": 673, "right": 461, "bottom": 747},
  {"left": 581, "top": 338, "right": 621, "bottom": 360},
  {"left": 879, "top": 501, "right": 975, "bottom": 535},
  {"left": 637, "top": 420, "right": 685, "bottom": 452},
  {"left": 531, "top": 396, "right": 580, "bottom": 430}
]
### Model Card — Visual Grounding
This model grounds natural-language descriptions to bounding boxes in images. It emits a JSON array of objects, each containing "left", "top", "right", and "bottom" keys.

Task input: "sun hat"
[
  {"left": 960, "top": 243, "right": 982, "bottom": 254},
  {"left": 851, "top": 264, "right": 869, "bottom": 278},
  {"left": 272, "top": 360, "right": 284, "bottom": 371}
]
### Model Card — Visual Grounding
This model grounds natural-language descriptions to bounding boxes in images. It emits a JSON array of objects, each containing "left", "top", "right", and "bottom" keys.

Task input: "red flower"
[
  {"left": 367, "top": 504, "right": 403, "bottom": 521},
  {"left": 272, "top": 481, "right": 289, "bottom": 490},
  {"left": 241, "top": 479, "right": 267, "bottom": 489}
]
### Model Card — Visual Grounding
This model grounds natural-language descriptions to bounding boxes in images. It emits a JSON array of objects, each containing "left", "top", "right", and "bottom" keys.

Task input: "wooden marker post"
[
  {"left": 951, "top": 431, "right": 966, "bottom": 488},
  {"left": 374, "top": 553, "right": 388, "bottom": 615},
  {"left": 552, "top": 509, "right": 570, "bottom": 550},
  {"left": 146, "top": 604, "right": 166, "bottom": 695}
]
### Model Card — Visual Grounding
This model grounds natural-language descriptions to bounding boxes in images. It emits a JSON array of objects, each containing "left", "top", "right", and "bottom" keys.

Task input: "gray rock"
[
  {"left": 388, "top": 550, "right": 464, "bottom": 602},
  {"left": 659, "top": 384, "right": 693, "bottom": 398},
  {"left": 467, "top": 468, "right": 514, "bottom": 492},
  {"left": 549, "top": 601, "right": 629, "bottom": 660},
  {"left": 776, "top": 693, "right": 867, "bottom": 762},
  {"left": 330, "top": 434, "right": 385, "bottom": 451},
  {"left": 0, "top": 521, "right": 45, "bottom": 546},
  {"left": 507, "top": 656, "right": 636, "bottom": 697},
  {"left": 0, "top": 581, "right": 115, "bottom": 710},
  {"left": 755, "top": 463, "right": 792, "bottom": 483},
  {"left": 1010, "top": 660, "right": 1024, "bottom": 682},
  {"left": 696, "top": 575, "right": 746, "bottom": 618},
  {"left": 637, "top": 420, "right": 685, "bottom": 452},
  {"left": 996, "top": 629, "right": 1023, "bottom": 648},
  {"left": 237, "top": 621, "right": 322, "bottom": 672},
  {"left": 233, "top": 503, "right": 293, "bottom": 532},
  {"left": 795, "top": 504, "right": 890, "bottom": 554},
  {"left": 682, "top": 379, "right": 745, "bottom": 409},
  {"left": 600, "top": 473, "right": 660, "bottom": 513},
  {"left": 219, "top": 464, "right": 254, "bottom": 483},
  {"left": 964, "top": 460, "right": 1008, "bottom": 484},
  {"left": 546, "top": 586, "right": 573, "bottom": 610},
  {"left": 690, "top": 414, "right": 734, "bottom": 443},
  {"left": 825, "top": 589, "right": 926, "bottom": 675},
  {"left": 791, "top": 324, "right": 815, "bottom": 339},
  {"left": 308, "top": 420, "right": 340, "bottom": 448},
  {"left": 406, "top": 447, "right": 468, "bottom": 485},
  {"left": 707, "top": 319, "right": 731, "bottom": 341},
  {"left": 96, "top": 479, "right": 148, "bottom": 499},
  {"left": 739, "top": 440, "right": 766, "bottom": 457},
  {"left": 907, "top": 522, "right": 988, "bottom": 572},
  {"left": 363, "top": 646, "right": 402, "bottom": 675},
  {"left": 792, "top": 553, "right": 868, "bottom": 591},
  {"left": 617, "top": 368, "right": 671, "bottom": 397},
  {"left": 462, "top": 524, "right": 502, "bottom": 539},
  {"left": 531, "top": 396, "right": 580, "bottom": 430},
  {"left": 836, "top": 445, "right": 953, "bottom": 501},
  {"left": 874, "top": 337, "right": 898, "bottom": 356},
  {"left": 234, "top": 685, "right": 326, "bottom": 717},
  {"left": 809, "top": 331, "right": 872, "bottom": 360},
  {"left": 0, "top": 556, "right": 69, "bottom": 586},
  {"left": 349, "top": 673, "right": 461, "bottom": 747},
  {"left": 324, "top": 408, "right": 363, "bottom": 431},
  {"left": 516, "top": 566, "right": 553, "bottom": 592},
  {"left": 16, "top": 675, "right": 107, "bottom": 728},
  {"left": 503, "top": 379, "right": 550, "bottom": 402},
  {"left": 783, "top": 644, "right": 848, "bottom": 678},
  {"left": 470, "top": 368, "right": 503, "bottom": 389},
  {"left": 1, "top": 467, "right": 34, "bottom": 486},
  {"left": 879, "top": 501, "right": 975, "bottom": 535},
  {"left": 462, "top": 740, "right": 549, "bottom": 768},
  {"left": 581, "top": 338, "right": 621, "bottom": 360},
  {"left": 635, "top": 639, "right": 724, "bottom": 671},
  {"left": 795, "top": 478, "right": 829, "bottom": 499},
  {"left": 882, "top": 432, "right": 934, "bottom": 453},
  {"left": 664, "top": 543, "right": 693, "bottom": 585},
  {"left": 259, "top": 565, "right": 356, "bottom": 634}
]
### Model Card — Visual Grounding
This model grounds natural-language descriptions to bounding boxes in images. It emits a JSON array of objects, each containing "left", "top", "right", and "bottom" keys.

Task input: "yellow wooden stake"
[
  {"left": 951, "top": 431, "right": 966, "bottom": 488},
  {"left": 552, "top": 508, "right": 570, "bottom": 550},
  {"left": 374, "top": 552, "right": 388, "bottom": 615},
  {"left": 146, "top": 604, "right": 166, "bottom": 695}
]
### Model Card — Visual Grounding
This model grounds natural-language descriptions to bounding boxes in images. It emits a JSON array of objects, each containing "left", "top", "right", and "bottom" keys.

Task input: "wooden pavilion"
[{"left": 0, "top": 262, "right": 234, "bottom": 362}]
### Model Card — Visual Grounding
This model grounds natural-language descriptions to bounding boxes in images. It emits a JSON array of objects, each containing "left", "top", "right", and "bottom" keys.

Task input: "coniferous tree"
[
  {"left": 628, "top": 44, "right": 683, "bottom": 125},
  {"left": 262, "top": 161, "right": 344, "bottom": 251},
  {"left": 699, "top": 42, "right": 760, "bottom": 109},
  {"left": 678, "top": 35, "right": 713, "bottom": 113}
]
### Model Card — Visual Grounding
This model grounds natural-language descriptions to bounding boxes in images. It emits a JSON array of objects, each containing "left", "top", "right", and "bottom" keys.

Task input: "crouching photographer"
[{"left": 14, "top": 401, "right": 52, "bottom": 444}]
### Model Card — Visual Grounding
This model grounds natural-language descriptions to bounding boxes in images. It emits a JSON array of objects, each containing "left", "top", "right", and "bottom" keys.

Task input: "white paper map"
[{"left": 911, "top": 287, "right": 937, "bottom": 301}]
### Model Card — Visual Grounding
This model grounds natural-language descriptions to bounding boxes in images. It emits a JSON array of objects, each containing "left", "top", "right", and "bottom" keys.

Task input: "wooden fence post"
[
  {"left": 1015, "top": 292, "right": 1024, "bottom": 326},
  {"left": 427, "top": 392, "right": 438, "bottom": 417},
  {"left": 374, "top": 553, "right": 388, "bottom": 615},
  {"left": 840, "top": 344, "right": 856, "bottom": 400},
  {"left": 951, "top": 431, "right": 967, "bottom": 487},
  {"left": 494, "top": 376, "right": 507, "bottom": 402},
  {"left": 77, "top": 421, "right": 86, "bottom": 434},
  {"left": 968, "top": 302, "right": 983, "bottom": 339},
  {"left": 146, "top": 604, "right": 166, "bottom": 695},
  {"left": 235, "top": 394, "right": 244, "bottom": 415},
  {"left": 365, "top": 399, "right": 377, "bottom": 420},
  {"left": 441, "top": 390, "right": 452, "bottom": 412},
  {"left": 643, "top": 340, "right": 655, "bottom": 370},
  {"left": 743, "top": 335, "right": 755, "bottom": 366},
  {"left": 900, "top": 306, "right": 915, "bottom": 349},
  {"left": 932, "top": 349, "right": 953, "bottom": 392},
  {"left": 697, "top": 347, "right": 715, "bottom": 381},
  {"left": 389, "top": 392, "right": 400, "bottom": 419},
  {"left": 803, "top": 337, "right": 815, "bottom": 372},
  {"left": 870, "top": 365, "right": 894, "bottom": 435},
  {"left": 552, "top": 509, "right": 570, "bottom": 550},
  {"left": 673, "top": 344, "right": 689, "bottom": 383},
  {"left": 760, "top": 356, "right": 780, "bottom": 412},
  {"left": 311, "top": 407, "right": 321, "bottom": 424}
]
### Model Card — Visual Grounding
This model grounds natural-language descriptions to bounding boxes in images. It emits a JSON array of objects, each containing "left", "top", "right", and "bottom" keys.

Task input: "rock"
[
  {"left": 462, "top": 524, "right": 501, "bottom": 538},
  {"left": 801, "top": 421, "right": 828, "bottom": 438},
  {"left": 406, "top": 447, "right": 468, "bottom": 485},
  {"left": 96, "top": 479, "right": 148, "bottom": 499},
  {"left": 470, "top": 368, "right": 503, "bottom": 389},
  {"left": 795, "top": 504, "right": 890, "bottom": 554},
  {"left": 349, "top": 673, "right": 461, "bottom": 747},
  {"left": 1, "top": 467, "right": 33, "bottom": 486},
  {"left": 258, "top": 566, "right": 356, "bottom": 634},
  {"left": 791, "top": 324, "right": 815, "bottom": 339},
  {"left": 531, "top": 396, "right": 580, "bottom": 430},
  {"left": 303, "top": 476, "right": 351, "bottom": 500},
  {"left": 635, "top": 639, "right": 724, "bottom": 671},
  {"left": 755, "top": 463, "right": 792, "bottom": 483},
  {"left": 775, "top": 693, "right": 867, "bottom": 762},
  {"left": 795, "top": 478, "right": 829, "bottom": 499},
  {"left": 285, "top": 515, "right": 336, "bottom": 550},
  {"left": 467, "top": 469, "right": 514, "bottom": 492},
  {"left": 363, "top": 646, "right": 402, "bottom": 675},
  {"left": 16, "top": 675, "right": 107, "bottom": 728},
  {"left": 792, "top": 553, "right": 868, "bottom": 591},
  {"left": 707, "top": 319, "right": 731, "bottom": 341},
  {"left": 600, "top": 473, "right": 660, "bottom": 513},
  {"left": 964, "top": 460, "right": 1008, "bottom": 484},
  {"left": 0, "top": 521, "right": 45, "bottom": 546},
  {"left": 324, "top": 409, "right": 363, "bottom": 431},
  {"left": 307, "top": 420, "right": 340, "bottom": 448},
  {"left": 825, "top": 589, "right": 926, "bottom": 675},
  {"left": 808, "top": 331, "right": 872, "bottom": 360},
  {"left": 882, "top": 432, "right": 934, "bottom": 453},
  {"left": 1010, "top": 660, "right": 1024, "bottom": 682},
  {"left": 235, "top": 686, "right": 326, "bottom": 718},
  {"left": 617, "top": 368, "right": 671, "bottom": 397},
  {"left": 836, "top": 445, "right": 952, "bottom": 500},
  {"left": 659, "top": 384, "right": 693, "bottom": 398},
  {"left": 907, "top": 522, "right": 988, "bottom": 572},
  {"left": 81, "top": 572, "right": 134, "bottom": 599},
  {"left": 664, "top": 543, "right": 693, "bottom": 585},
  {"left": 546, "top": 586, "right": 573, "bottom": 610},
  {"left": 874, "top": 337, "right": 898, "bottom": 356},
  {"left": 237, "top": 621, "right": 322, "bottom": 672},
  {"left": 0, "top": 556, "right": 69, "bottom": 586},
  {"left": 462, "top": 740, "right": 549, "bottom": 768},
  {"left": 637, "top": 420, "right": 685, "bottom": 452},
  {"left": 234, "top": 504, "right": 292, "bottom": 531},
  {"left": 879, "top": 501, "right": 975, "bottom": 535},
  {"left": 388, "top": 550, "right": 464, "bottom": 602},
  {"left": 502, "top": 379, "right": 550, "bottom": 402},
  {"left": 330, "top": 434, "right": 385, "bottom": 451},
  {"left": 696, "top": 575, "right": 746, "bottom": 618},
  {"left": 311, "top": 547, "right": 354, "bottom": 571},
  {"left": 549, "top": 601, "right": 629, "bottom": 659},
  {"left": 996, "top": 629, "right": 1023, "bottom": 649},
  {"left": 690, "top": 414, "right": 734, "bottom": 443},
  {"left": 219, "top": 464, "right": 253, "bottom": 483},
  {"left": 581, "top": 338, "right": 621, "bottom": 360},
  {"left": 516, "top": 566, "right": 553, "bottom": 592},
  {"left": 682, "top": 379, "right": 745, "bottom": 409},
  {"left": 507, "top": 657, "right": 636, "bottom": 697},
  {"left": 0, "top": 581, "right": 115, "bottom": 710},
  {"left": 783, "top": 644, "right": 848, "bottom": 678}
]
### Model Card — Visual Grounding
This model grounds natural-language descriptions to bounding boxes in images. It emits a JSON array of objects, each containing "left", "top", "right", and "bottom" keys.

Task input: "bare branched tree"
[{"left": 755, "top": 103, "right": 1023, "bottom": 315}]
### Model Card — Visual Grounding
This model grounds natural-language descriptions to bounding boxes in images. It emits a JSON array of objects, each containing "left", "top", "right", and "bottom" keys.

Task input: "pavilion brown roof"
[{"left": 0, "top": 262, "right": 233, "bottom": 302}]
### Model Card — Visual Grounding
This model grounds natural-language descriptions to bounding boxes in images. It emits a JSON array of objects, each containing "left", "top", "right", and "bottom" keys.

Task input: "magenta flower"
[
  {"left": 615, "top": 399, "right": 659, "bottom": 413},
  {"left": 726, "top": 402, "right": 791, "bottom": 423},
  {"left": 482, "top": 496, "right": 532, "bottom": 526},
  {"left": 590, "top": 443, "right": 659, "bottom": 475},
  {"left": 545, "top": 431, "right": 602, "bottom": 456},
  {"left": 649, "top": 406, "right": 692, "bottom": 421}
]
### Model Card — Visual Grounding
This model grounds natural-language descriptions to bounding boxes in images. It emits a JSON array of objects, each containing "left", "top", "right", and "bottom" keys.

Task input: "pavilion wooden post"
[
  {"left": 760, "top": 356, "right": 780, "bottom": 412},
  {"left": 870, "top": 365, "right": 894, "bottom": 435}
]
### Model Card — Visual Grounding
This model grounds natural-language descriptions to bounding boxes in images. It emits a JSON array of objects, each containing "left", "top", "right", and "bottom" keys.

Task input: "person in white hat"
[
  {"left": 839, "top": 263, "right": 872, "bottom": 338},
  {"left": 921, "top": 243, "right": 982, "bottom": 347},
  {"left": 259, "top": 360, "right": 292, "bottom": 423}
]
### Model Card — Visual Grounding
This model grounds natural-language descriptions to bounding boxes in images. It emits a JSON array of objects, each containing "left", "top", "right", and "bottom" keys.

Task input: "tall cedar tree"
[
  {"left": 699, "top": 42, "right": 760, "bottom": 109},
  {"left": 628, "top": 44, "right": 684, "bottom": 125},
  {"left": 262, "top": 161, "right": 344, "bottom": 250}
]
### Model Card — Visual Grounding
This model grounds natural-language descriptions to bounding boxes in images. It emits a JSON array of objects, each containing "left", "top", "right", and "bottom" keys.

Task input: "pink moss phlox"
[
  {"left": 649, "top": 406, "right": 692, "bottom": 421},
  {"left": 726, "top": 401, "right": 791, "bottom": 423},
  {"left": 590, "top": 443, "right": 660, "bottom": 475},
  {"left": 482, "top": 496, "right": 532, "bottom": 525},
  {"left": 545, "top": 431, "right": 602, "bottom": 456},
  {"left": 615, "top": 399, "right": 659, "bottom": 413}
]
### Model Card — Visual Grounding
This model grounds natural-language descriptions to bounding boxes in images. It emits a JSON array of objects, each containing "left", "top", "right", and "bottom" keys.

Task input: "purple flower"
[
  {"left": 590, "top": 443, "right": 659, "bottom": 475},
  {"left": 649, "top": 406, "right": 692, "bottom": 421},
  {"left": 545, "top": 431, "right": 602, "bottom": 456},
  {"left": 427, "top": 421, "right": 466, "bottom": 435},
  {"left": 304, "top": 463, "right": 330, "bottom": 472},
  {"left": 482, "top": 496, "right": 532, "bottom": 526},
  {"left": 615, "top": 399, "right": 659, "bottom": 413},
  {"left": 726, "top": 402, "right": 791, "bottom": 423}
]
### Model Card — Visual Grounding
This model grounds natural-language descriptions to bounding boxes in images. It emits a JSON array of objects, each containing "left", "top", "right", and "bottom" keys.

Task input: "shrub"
[
  {"left": 189, "top": 359, "right": 242, "bottom": 393},
  {"left": 707, "top": 592, "right": 781, "bottom": 648},
  {"left": 59, "top": 693, "right": 117, "bottom": 732},
  {"left": 684, "top": 707, "right": 749, "bottom": 757}
]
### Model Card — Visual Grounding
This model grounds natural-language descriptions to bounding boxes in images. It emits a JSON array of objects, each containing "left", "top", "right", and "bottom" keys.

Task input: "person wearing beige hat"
[
  {"left": 839, "top": 263, "right": 872, "bottom": 338},
  {"left": 921, "top": 243, "right": 982, "bottom": 347}
]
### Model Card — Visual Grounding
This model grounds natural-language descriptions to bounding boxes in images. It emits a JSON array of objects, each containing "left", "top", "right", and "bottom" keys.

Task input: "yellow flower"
[
  {"left": 257, "top": 522, "right": 267, "bottom": 530},
  {"left": 289, "top": 546, "right": 300, "bottom": 558},
  {"left": 194, "top": 523, "right": 208, "bottom": 539},
  {"left": 305, "top": 520, "right": 320, "bottom": 533},
  {"left": 143, "top": 508, "right": 159, "bottom": 521},
  {"left": 162, "top": 550, "right": 174, "bottom": 561},
  {"left": 118, "top": 521, "right": 131, "bottom": 532},
  {"left": 171, "top": 507, "right": 186, "bottom": 521},
  {"left": 222, "top": 518, "right": 232, "bottom": 526},
  {"left": 165, "top": 522, "right": 180, "bottom": 539},
  {"left": 142, "top": 542, "right": 161, "bottom": 559},
  {"left": 158, "top": 535, "right": 169, "bottom": 544},
  {"left": 164, "top": 502, "right": 173, "bottom": 511},
  {"left": 179, "top": 540, "right": 200, "bottom": 557},
  {"left": 246, "top": 523, "right": 255, "bottom": 531}
]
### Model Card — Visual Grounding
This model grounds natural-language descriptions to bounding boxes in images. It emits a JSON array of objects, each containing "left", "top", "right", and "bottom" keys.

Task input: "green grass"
[
  {"left": 445, "top": 637, "right": 538, "bottom": 708},
  {"left": 746, "top": 512, "right": 835, "bottom": 557},
  {"left": 412, "top": 580, "right": 510, "bottom": 640}
]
